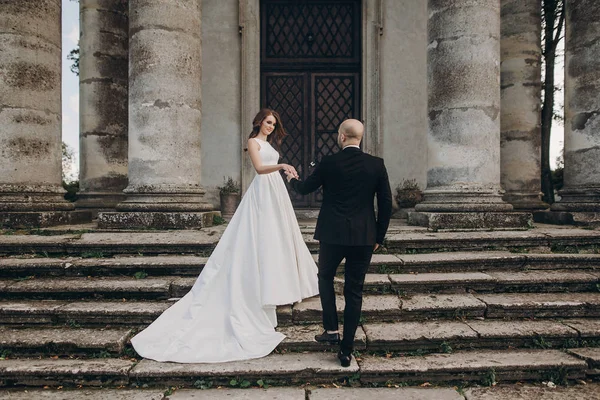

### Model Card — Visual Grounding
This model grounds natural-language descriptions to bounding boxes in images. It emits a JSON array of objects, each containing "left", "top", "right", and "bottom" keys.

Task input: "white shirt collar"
[{"left": 343, "top": 145, "right": 360, "bottom": 150}]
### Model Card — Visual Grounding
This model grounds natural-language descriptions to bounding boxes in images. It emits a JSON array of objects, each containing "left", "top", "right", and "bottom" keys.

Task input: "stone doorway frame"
[{"left": 238, "top": 0, "right": 383, "bottom": 192}]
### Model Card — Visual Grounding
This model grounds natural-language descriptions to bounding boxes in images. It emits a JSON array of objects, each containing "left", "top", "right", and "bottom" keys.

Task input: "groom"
[{"left": 285, "top": 119, "right": 392, "bottom": 367}]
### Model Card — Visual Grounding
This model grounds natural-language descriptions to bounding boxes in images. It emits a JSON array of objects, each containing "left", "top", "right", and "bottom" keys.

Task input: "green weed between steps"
[{"left": 481, "top": 368, "right": 496, "bottom": 387}]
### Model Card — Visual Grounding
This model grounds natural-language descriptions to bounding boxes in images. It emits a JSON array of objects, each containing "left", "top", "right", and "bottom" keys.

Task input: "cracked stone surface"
[
  {"left": 390, "top": 272, "right": 496, "bottom": 293},
  {"left": 0, "top": 300, "right": 68, "bottom": 324},
  {"left": 0, "top": 358, "right": 133, "bottom": 377},
  {"left": 487, "top": 270, "right": 598, "bottom": 284},
  {"left": 277, "top": 324, "right": 366, "bottom": 350},
  {"left": 1, "top": 277, "right": 172, "bottom": 296},
  {"left": 309, "top": 387, "right": 464, "bottom": 400},
  {"left": 562, "top": 319, "right": 600, "bottom": 337},
  {"left": 0, "top": 327, "right": 131, "bottom": 353},
  {"left": 167, "top": 388, "right": 306, "bottom": 399},
  {"left": 0, "top": 390, "right": 165, "bottom": 400},
  {"left": 130, "top": 352, "right": 359, "bottom": 381},
  {"left": 58, "top": 301, "right": 171, "bottom": 325},
  {"left": 466, "top": 320, "right": 578, "bottom": 340},
  {"left": 293, "top": 295, "right": 401, "bottom": 323},
  {"left": 400, "top": 294, "right": 486, "bottom": 319},
  {"left": 567, "top": 347, "right": 600, "bottom": 367},
  {"left": 358, "top": 349, "right": 587, "bottom": 382},
  {"left": 476, "top": 293, "right": 600, "bottom": 318},
  {"left": 363, "top": 321, "right": 477, "bottom": 349},
  {"left": 464, "top": 383, "right": 600, "bottom": 400}
]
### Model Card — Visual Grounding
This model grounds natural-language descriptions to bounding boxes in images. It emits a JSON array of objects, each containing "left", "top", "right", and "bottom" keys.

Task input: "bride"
[{"left": 131, "top": 109, "right": 319, "bottom": 363}]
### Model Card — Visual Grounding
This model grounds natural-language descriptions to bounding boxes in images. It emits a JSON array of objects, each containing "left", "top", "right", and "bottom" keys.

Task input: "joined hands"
[{"left": 281, "top": 164, "right": 299, "bottom": 182}]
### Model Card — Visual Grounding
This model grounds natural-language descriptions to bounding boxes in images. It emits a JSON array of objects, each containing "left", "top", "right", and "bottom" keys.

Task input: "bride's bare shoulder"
[{"left": 247, "top": 137, "right": 260, "bottom": 150}]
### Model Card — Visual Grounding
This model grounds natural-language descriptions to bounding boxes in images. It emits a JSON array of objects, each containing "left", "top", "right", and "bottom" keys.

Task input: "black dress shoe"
[
  {"left": 314, "top": 331, "right": 340, "bottom": 345},
  {"left": 338, "top": 350, "right": 352, "bottom": 367}
]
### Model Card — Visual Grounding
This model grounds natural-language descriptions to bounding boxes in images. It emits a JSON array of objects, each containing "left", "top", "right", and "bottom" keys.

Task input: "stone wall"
[
  {"left": 380, "top": 0, "right": 428, "bottom": 198},
  {"left": 200, "top": 0, "right": 242, "bottom": 207}
]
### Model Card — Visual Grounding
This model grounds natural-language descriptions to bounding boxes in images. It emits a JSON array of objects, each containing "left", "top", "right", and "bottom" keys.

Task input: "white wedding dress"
[{"left": 131, "top": 138, "right": 319, "bottom": 363}]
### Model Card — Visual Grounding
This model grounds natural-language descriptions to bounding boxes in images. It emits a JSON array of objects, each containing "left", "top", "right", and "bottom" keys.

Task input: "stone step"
[
  {"left": 358, "top": 349, "right": 588, "bottom": 385},
  {"left": 3, "top": 318, "right": 597, "bottom": 358},
  {"left": 0, "top": 277, "right": 176, "bottom": 300},
  {"left": 334, "top": 271, "right": 600, "bottom": 295},
  {"left": 475, "top": 293, "right": 600, "bottom": 319},
  {"left": 464, "top": 383, "right": 600, "bottom": 400},
  {"left": 3, "top": 269, "right": 595, "bottom": 302},
  {"left": 0, "top": 327, "right": 132, "bottom": 356},
  {"left": 1, "top": 226, "right": 600, "bottom": 256},
  {"left": 2, "top": 294, "right": 600, "bottom": 329},
  {"left": 3, "top": 384, "right": 600, "bottom": 400},
  {"left": 2, "top": 252, "right": 600, "bottom": 281},
  {"left": 361, "top": 319, "right": 600, "bottom": 352},
  {"left": 0, "top": 390, "right": 165, "bottom": 400},
  {"left": 0, "top": 349, "right": 590, "bottom": 388},
  {"left": 0, "top": 358, "right": 135, "bottom": 387},
  {"left": 568, "top": 347, "right": 600, "bottom": 379}
]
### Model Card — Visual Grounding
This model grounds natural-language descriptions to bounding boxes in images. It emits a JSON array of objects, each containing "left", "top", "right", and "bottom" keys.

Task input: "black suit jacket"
[{"left": 290, "top": 147, "right": 393, "bottom": 246}]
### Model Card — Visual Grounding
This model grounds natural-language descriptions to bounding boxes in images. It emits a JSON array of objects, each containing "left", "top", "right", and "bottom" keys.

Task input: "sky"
[
  {"left": 60, "top": 0, "right": 565, "bottom": 178},
  {"left": 61, "top": 0, "right": 80, "bottom": 181}
]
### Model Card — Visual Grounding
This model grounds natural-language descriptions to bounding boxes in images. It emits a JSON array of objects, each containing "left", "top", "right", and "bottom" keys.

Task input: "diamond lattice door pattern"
[{"left": 261, "top": 0, "right": 361, "bottom": 208}]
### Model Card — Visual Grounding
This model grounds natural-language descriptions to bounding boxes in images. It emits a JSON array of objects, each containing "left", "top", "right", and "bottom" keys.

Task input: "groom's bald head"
[
  {"left": 338, "top": 119, "right": 364, "bottom": 149},
  {"left": 339, "top": 119, "right": 364, "bottom": 142}
]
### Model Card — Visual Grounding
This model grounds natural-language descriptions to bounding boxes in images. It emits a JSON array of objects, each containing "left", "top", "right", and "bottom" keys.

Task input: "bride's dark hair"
[{"left": 248, "top": 108, "right": 287, "bottom": 147}]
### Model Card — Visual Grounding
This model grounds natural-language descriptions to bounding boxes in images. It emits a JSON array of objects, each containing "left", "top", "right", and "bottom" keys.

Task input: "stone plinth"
[
  {"left": 408, "top": 211, "right": 532, "bottom": 231},
  {"left": 98, "top": 211, "right": 219, "bottom": 230}
]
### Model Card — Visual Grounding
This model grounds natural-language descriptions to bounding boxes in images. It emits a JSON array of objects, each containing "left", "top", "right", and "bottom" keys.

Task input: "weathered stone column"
[
  {"left": 98, "top": 0, "right": 214, "bottom": 229},
  {"left": 500, "top": 0, "right": 548, "bottom": 210},
  {"left": 0, "top": 1, "right": 88, "bottom": 228},
  {"left": 409, "top": 0, "right": 531, "bottom": 230},
  {"left": 549, "top": 0, "right": 600, "bottom": 223},
  {"left": 77, "top": 0, "right": 129, "bottom": 216}
]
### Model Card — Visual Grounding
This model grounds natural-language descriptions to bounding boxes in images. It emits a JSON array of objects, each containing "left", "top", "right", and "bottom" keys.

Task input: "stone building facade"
[{"left": 1, "top": 0, "right": 599, "bottom": 229}]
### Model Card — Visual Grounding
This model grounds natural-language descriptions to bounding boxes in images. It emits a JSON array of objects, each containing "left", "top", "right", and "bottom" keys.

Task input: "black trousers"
[{"left": 318, "top": 242, "right": 374, "bottom": 355}]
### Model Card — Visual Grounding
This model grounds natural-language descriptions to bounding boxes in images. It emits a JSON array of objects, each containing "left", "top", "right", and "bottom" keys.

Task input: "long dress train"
[{"left": 131, "top": 137, "right": 319, "bottom": 363}]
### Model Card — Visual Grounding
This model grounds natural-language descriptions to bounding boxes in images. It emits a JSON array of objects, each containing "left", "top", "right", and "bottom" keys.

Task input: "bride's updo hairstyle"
[{"left": 248, "top": 108, "right": 287, "bottom": 148}]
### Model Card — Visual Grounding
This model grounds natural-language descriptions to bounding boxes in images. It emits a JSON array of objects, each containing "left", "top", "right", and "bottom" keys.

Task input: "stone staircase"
[{"left": 0, "top": 221, "right": 600, "bottom": 398}]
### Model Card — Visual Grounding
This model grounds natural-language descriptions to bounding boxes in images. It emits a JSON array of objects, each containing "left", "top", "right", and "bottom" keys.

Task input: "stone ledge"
[
  {"left": 358, "top": 349, "right": 587, "bottom": 384},
  {"left": 534, "top": 210, "right": 600, "bottom": 226},
  {"left": 130, "top": 353, "right": 359, "bottom": 386},
  {"left": 464, "top": 383, "right": 600, "bottom": 400},
  {"left": 408, "top": 212, "right": 533, "bottom": 231},
  {"left": 567, "top": 348, "right": 600, "bottom": 368},
  {"left": 0, "top": 389, "right": 165, "bottom": 400},
  {"left": 0, "top": 359, "right": 134, "bottom": 387},
  {"left": 97, "top": 211, "right": 219, "bottom": 230},
  {"left": 0, "top": 327, "right": 132, "bottom": 355},
  {"left": 0, "top": 211, "right": 92, "bottom": 229},
  {"left": 309, "top": 387, "right": 463, "bottom": 400}
]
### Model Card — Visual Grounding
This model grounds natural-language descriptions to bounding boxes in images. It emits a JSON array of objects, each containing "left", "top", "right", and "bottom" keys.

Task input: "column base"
[
  {"left": 408, "top": 211, "right": 533, "bottom": 231},
  {"left": 551, "top": 186, "right": 600, "bottom": 212},
  {"left": 0, "top": 184, "right": 75, "bottom": 212},
  {"left": 0, "top": 210, "right": 93, "bottom": 229},
  {"left": 502, "top": 193, "right": 549, "bottom": 211},
  {"left": 76, "top": 192, "right": 128, "bottom": 218},
  {"left": 414, "top": 186, "right": 514, "bottom": 213},
  {"left": 97, "top": 211, "right": 221, "bottom": 230},
  {"left": 533, "top": 211, "right": 600, "bottom": 226}
]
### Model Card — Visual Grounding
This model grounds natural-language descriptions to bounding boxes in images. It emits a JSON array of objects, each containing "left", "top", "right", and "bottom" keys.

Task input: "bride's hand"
[{"left": 281, "top": 164, "right": 299, "bottom": 179}]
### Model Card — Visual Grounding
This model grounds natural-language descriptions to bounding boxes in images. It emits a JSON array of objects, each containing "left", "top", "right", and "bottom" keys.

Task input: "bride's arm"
[{"left": 247, "top": 138, "right": 292, "bottom": 175}]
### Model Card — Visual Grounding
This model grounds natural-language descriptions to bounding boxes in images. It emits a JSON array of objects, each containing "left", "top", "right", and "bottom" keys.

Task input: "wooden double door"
[{"left": 260, "top": 0, "right": 362, "bottom": 207}]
